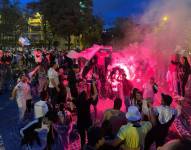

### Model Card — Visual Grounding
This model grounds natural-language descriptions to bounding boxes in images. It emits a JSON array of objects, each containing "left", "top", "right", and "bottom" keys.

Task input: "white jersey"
[{"left": 48, "top": 68, "right": 59, "bottom": 88}]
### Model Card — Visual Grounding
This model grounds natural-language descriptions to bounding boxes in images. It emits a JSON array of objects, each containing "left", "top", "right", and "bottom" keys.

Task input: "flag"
[{"left": 19, "top": 37, "right": 31, "bottom": 46}]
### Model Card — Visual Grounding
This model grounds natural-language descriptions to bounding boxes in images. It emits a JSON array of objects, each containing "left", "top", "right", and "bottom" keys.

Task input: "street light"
[{"left": 162, "top": 16, "right": 169, "bottom": 22}]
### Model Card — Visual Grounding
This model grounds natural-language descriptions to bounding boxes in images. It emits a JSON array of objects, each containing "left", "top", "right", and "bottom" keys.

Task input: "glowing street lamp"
[{"left": 162, "top": 16, "right": 169, "bottom": 22}]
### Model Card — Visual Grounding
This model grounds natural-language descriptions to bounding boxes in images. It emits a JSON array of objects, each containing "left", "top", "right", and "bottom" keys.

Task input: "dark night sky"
[{"left": 20, "top": 0, "right": 151, "bottom": 25}]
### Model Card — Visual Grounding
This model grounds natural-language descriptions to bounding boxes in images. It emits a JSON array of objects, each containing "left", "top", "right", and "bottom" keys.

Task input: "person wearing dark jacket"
[
  {"left": 74, "top": 80, "right": 98, "bottom": 149},
  {"left": 67, "top": 64, "right": 79, "bottom": 99},
  {"left": 178, "top": 56, "right": 190, "bottom": 97},
  {"left": 172, "top": 56, "right": 190, "bottom": 97}
]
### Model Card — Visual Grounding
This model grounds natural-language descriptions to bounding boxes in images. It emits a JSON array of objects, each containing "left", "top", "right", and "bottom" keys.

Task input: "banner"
[
  {"left": 79, "top": 44, "right": 103, "bottom": 60},
  {"left": 67, "top": 44, "right": 103, "bottom": 60},
  {"left": 67, "top": 50, "right": 80, "bottom": 59},
  {"left": 19, "top": 37, "right": 31, "bottom": 46}
]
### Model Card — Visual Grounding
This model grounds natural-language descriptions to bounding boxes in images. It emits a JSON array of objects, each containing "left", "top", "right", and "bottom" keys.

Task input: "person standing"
[
  {"left": 143, "top": 77, "right": 158, "bottom": 103},
  {"left": 167, "top": 54, "right": 179, "bottom": 95},
  {"left": 10, "top": 74, "right": 29, "bottom": 121},
  {"left": 20, "top": 112, "right": 52, "bottom": 150},
  {"left": 38, "top": 64, "right": 48, "bottom": 94},
  {"left": 177, "top": 56, "right": 190, "bottom": 97},
  {"left": 53, "top": 109, "right": 72, "bottom": 150},
  {"left": 74, "top": 80, "right": 98, "bottom": 149},
  {"left": 130, "top": 89, "right": 143, "bottom": 112},
  {"left": 67, "top": 64, "right": 79, "bottom": 100},
  {"left": 25, "top": 79, "right": 33, "bottom": 114},
  {"left": 103, "top": 98, "right": 127, "bottom": 136},
  {"left": 105, "top": 106, "right": 153, "bottom": 150},
  {"left": 122, "top": 74, "right": 133, "bottom": 111},
  {"left": 144, "top": 93, "right": 182, "bottom": 149},
  {"left": 103, "top": 98, "right": 125, "bottom": 121},
  {"left": 48, "top": 61, "right": 60, "bottom": 105}
]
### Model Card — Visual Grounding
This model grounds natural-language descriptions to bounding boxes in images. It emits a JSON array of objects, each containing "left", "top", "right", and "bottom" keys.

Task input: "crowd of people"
[{"left": 0, "top": 48, "right": 191, "bottom": 150}]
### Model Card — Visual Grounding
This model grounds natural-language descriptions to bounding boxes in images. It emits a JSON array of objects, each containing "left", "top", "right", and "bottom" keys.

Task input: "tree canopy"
[
  {"left": 39, "top": 0, "right": 93, "bottom": 36},
  {"left": 27, "top": 0, "right": 103, "bottom": 49},
  {"left": 0, "top": 0, "right": 26, "bottom": 47}
]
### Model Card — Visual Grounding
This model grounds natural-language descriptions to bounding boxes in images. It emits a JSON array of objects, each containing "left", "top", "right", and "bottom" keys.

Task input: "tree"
[
  {"left": 27, "top": 0, "right": 103, "bottom": 49},
  {"left": 26, "top": 1, "right": 40, "bottom": 12},
  {"left": 0, "top": 0, "right": 25, "bottom": 47},
  {"left": 79, "top": 0, "right": 93, "bottom": 33},
  {"left": 112, "top": 17, "right": 143, "bottom": 46},
  {"left": 81, "top": 16, "right": 103, "bottom": 47},
  {"left": 39, "top": 0, "right": 77, "bottom": 50},
  {"left": 35, "top": 0, "right": 93, "bottom": 50}
]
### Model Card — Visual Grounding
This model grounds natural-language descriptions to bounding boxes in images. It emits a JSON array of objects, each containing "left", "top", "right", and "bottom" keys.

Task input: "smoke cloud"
[
  {"left": 112, "top": 0, "right": 191, "bottom": 84},
  {"left": 141, "top": 0, "right": 191, "bottom": 54}
]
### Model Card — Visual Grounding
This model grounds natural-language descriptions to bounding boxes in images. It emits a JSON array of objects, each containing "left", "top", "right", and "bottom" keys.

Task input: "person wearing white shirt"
[
  {"left": 48, "top": 61, "right": 60, "bottom": 105},
  {"left": 11, "top": 74, "right": 29, "bottom": 121},
  {"left": 144, "top": 93, "right": 182, "bottom": 150}
]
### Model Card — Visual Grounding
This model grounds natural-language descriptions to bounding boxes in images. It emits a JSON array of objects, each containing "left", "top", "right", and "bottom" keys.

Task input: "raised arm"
[
  {"left": 105, "top": 137, "right": 122, "bottom": 147},
  {"left": 28, "top": 65, "right": 40, "bottom": 79},
  {"left": 171, "top": 60, "right": 179, "bottom": 65}
]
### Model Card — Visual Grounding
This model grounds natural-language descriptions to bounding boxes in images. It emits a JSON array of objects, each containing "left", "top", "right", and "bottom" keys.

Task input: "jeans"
[
  {"left": 49, "top": 87, "right": 58, "bottom": 105},
  {"left": 16, "top": 99, "right": 26, "bottom": 120}
]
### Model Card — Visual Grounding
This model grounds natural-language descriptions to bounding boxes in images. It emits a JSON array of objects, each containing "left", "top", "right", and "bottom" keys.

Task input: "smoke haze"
[{"left": 112, "top": 0, "right": 191, "bottom": 84}]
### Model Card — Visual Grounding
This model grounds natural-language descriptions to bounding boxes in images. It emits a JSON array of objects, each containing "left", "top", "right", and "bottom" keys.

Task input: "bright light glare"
[{"left": 162, "top": 16, "right": 169, "bottom": 22}]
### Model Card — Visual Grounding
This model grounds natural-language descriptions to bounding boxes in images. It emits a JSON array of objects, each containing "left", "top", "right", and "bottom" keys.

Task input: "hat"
[
  {"left": 161, "top": 93, "right": 172, "bottom": 106},
  {"left": 126, "top": 106, "right": 141, "bottom": 121}
]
